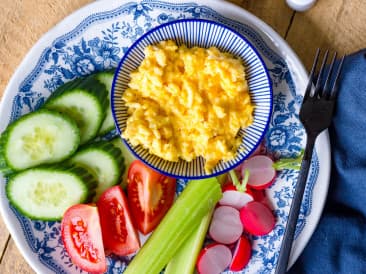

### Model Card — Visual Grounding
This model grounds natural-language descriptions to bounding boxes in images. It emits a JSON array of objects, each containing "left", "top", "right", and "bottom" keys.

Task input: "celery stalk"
[
  {"left": 164, "top": 208, "right": 214, "bottom": 274},
  {"left": 123, "top": 178, "right": 222, "bottom": 274}
]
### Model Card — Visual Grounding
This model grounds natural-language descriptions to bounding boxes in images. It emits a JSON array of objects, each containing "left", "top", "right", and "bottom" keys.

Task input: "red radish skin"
[
  {"left": 209, "top": 206, "right": 243, "bottom": 244},
  {"left": 196, "top": 243, "right": 232, "bottom": 274},
  {"left": 241, "top": 155, "right": 276, "bottom": 189},
  {"left": 222, "top": 183, "right": 237, "bottom": 192},
  {"left": 219, "top": 190, "right": 253, "bottom": 209},
  {"left": 229, "top": 236, "right": 252, "bottom": 271},
  {"left": 247, "top": 187, "right": 266, "bottom": 202},
  {"left": 240, "top": 201, "right": 276, "bottom": 236}
]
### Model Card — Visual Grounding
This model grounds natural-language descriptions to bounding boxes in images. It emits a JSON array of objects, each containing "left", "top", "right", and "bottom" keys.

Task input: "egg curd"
[{"left": 122, "top": 40, "right": 254, "bottom": 173}]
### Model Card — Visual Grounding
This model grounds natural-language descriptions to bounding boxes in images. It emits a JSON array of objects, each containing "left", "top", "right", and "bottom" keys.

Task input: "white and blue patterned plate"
[
  {"left": 112, "top": 18, "right": 273, "bottom": 179},
  {"left": 0, "top": 0, "right": 331, "bottom": 273}
]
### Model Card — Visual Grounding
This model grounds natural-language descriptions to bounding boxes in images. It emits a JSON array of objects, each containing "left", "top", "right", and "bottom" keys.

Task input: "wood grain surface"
[
  {"left": 0, "top": 0, "right": 365, "bottom": 273},
  {"left": 0, "top": 0, "right": 94, "bottom": 98},
  {"left": 287, "top": 0, "right": 366, "bottom": 69}
]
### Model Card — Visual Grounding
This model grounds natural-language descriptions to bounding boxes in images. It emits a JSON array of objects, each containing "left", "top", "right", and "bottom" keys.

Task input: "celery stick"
[
  {"left": 164, "top": 208, "right": 214, "bottom": 274},
  {"left": 123, "top": 178, "right": 222, "bottom": 274}
]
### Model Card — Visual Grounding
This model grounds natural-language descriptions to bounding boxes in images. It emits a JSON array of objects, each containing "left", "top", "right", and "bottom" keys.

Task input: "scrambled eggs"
[{"left": 122, "top": 40, "right": 254, "bottom": 172}]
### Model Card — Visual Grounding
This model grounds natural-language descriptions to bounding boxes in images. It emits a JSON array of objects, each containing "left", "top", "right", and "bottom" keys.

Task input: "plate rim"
[{"left": 0, "top": 0, "right": 331, "bottom": 273}]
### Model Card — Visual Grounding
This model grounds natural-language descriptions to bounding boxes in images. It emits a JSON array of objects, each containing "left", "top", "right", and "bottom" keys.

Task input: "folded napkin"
[{"left": 289, "top": 49, "right": 366, "bottom": 273}]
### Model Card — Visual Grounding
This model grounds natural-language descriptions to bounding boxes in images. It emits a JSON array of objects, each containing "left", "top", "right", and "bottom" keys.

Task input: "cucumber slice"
[
  {"left": 110, "top": 137, "right": 136, "bottom": 188},
  {"left": 95, "top": 69, "right": 116, "bottom": 136},
  {"left": 6, "top": 165, "right": 97, "bottom": 220},
  {"left": 69, "top": 140, "right": 125, "bottom": 200},
  {"left": 44, "top": 75, "right": 108, "bottom": 144},
  {"left": 0, "top": 109, "right": 80, "bottom": 172},
  {"left": 0, "top": 136, "right": 12, "bottom": 175},
  {"left": 0, "top": 153, "right": 13, "bottom": 175}
]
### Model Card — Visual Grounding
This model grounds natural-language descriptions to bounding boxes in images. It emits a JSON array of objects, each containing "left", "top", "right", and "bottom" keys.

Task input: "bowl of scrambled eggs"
[{"left": 111, "top": 18, "right": 273, "bottom": 179}]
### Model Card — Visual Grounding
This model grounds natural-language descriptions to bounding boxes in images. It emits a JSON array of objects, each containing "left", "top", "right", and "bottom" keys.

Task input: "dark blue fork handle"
[{"left": 275, "top": 136, "right": 316, "bottom": 274}]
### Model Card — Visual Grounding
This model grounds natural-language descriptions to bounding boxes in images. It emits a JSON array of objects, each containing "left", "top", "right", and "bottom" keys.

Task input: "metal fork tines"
[{"left": 274, "top": 49, "right": 345, "bottom": 274}]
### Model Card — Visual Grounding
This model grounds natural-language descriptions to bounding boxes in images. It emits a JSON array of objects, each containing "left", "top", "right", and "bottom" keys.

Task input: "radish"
[
  {"left": 228, "top": 168, "right": 250, "bottom": 193},
  {"left": 209, "top": 206, "right": 243, "bottom": 244},
  {"left": 241, "top": 155, "right": 276, "bottom": 189},
  {"left": 246, "top": 187, "right": 266, "bottom": 202},
  {"left": 240, "top": 201, "right": 276, "bottom": 236},
  {"left": 229, "top": 236, "right": 252, "bottom": 271},
  {"left": 219, "top": 170, "right": 255, "bottom": 209},
  {"left": 196, "top": 243, "right": 232, "bottom": 274},
  {"left": 219, "top": 190, "right": 253, "bottom": 209},
  {"left": 222, "top": 183, "right": 265, "bottom": 203},
  {"left": 221, "top": 182, "right": 237, "bottom": 192}
]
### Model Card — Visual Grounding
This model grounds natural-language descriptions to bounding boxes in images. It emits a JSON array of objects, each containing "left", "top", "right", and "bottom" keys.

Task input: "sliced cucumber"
[
  {"left": 0, "top": 153, "right": 13, "bottom": 175},
  {"left": 95, "top": 69, "right": 116, "bottom": 136},
  {"left": 0, "top": 109, "right": 80, "bottom": 172},
  {"left": 44, "top": 75, "right": 108, "bottom": 144},
  {"left": 110, "top": 137, "right": 136, "bottom": 187},
  {"left": 0, "top": 136, "right": 12, "bottom": 175},
  {"left": 69, "top": 140, "right": 125, "bottom": 200},
  {"left": 6, "top": 165, "right": 97, "bottom": 220}
]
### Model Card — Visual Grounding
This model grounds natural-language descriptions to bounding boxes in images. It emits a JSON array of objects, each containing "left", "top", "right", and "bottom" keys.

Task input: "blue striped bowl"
[{"left": 111, "top": 19, "right": 273, "bottom": 179}]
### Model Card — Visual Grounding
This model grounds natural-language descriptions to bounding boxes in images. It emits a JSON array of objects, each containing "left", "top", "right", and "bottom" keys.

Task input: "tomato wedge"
[
  {"left": 61, "top": 204, "right": 106, "bottom": 273},
  {"left": 97, "top": 185, "right": 141, "bottom": 256},
  {"left": 127, "top": 160, "right": 176, "bottom": 234}
]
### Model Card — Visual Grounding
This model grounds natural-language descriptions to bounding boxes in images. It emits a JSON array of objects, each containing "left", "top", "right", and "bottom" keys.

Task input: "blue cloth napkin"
[{"left": 288, "top": 49, "right": 366, "bottom": 273}]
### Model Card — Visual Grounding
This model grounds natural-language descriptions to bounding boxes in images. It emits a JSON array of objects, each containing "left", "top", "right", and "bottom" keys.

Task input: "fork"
[{"left": 274, "top": 49, "right": 345, "bottom": 274}]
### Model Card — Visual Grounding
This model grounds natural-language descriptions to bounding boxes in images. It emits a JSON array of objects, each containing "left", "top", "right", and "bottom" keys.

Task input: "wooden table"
[{"left": 0, "top": 0, "right": 365, "bottom": 273}]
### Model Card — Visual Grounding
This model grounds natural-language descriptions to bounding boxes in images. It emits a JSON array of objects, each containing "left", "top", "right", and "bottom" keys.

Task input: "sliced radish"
[
  {"left": 209, "top": 206, "right": 243, "bottom": 244},
  {"left": 196, "top": 243, "right": 232, "bottom": 274},
  {"left": 229, "top": 236, "right": 252, "bottom": 271},
  {"left": 241, "top": 155, "right": 276, "bottom": 189},
  {"left": 222, "top": 182, "right": 237, "bottom": 192},
  {"left": 246, "top": 187, "right": 266, "bottom": 202},
  {"left": 219, "top": 190, "right": 253, "bottom": 209},
  {"left": 240, "top": 201, "right": 276, "bottom": 236}
]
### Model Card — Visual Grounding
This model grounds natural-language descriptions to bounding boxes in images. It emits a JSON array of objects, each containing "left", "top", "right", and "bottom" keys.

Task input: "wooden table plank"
[
  {"left": 286, "top": 0, "right": 366, "bottom": 70},
  {"left": 0, "top": 234, "right": 9, "bottom": 264},
  {"left": 236, "top": 0, "right": 294, "bottom": 37},
  {"left": 1, "top": 238, "right": 34, "bottom": 274},
  {"left": 0, "top": 0, "right": 94, "bottom": 99}
]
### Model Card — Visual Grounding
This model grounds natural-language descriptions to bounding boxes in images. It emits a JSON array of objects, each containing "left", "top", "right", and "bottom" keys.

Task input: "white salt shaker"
[{"left": 286, "top": 0, "right": 317, "bottom": 12}]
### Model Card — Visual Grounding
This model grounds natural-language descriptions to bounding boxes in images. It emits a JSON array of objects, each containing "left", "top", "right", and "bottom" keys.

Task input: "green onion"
[
  {"left": 229, "top": 169, "right": 249, "bottom": 192},
  {"left": 272, "top": 150, "right": 304, "bottom": 171}
]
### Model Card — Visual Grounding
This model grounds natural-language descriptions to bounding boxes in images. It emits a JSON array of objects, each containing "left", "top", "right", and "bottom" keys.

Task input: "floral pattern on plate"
[{"left": 2, "top": 1, "right": 319, "bottom": 273}]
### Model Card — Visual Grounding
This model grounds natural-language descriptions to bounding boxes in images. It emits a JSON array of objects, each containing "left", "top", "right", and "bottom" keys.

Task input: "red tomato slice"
[
  {"left": 97, "top": 185, "right": 141, "bottom": 256},
  {"left": 61, "top": 204, "right": 106, "bottom": 273},
  {"left": 127, "top": 160, "right": 176, "bottom": 234}
]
